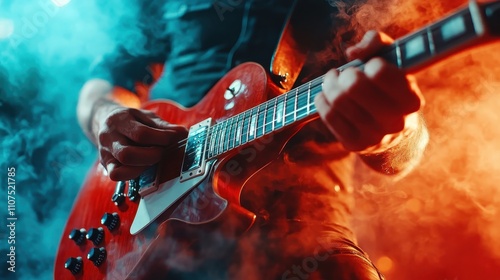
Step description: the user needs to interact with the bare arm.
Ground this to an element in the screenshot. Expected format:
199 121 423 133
77 79 132 144
358 112 428 175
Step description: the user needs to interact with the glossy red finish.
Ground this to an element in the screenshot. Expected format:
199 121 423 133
54 63 307 279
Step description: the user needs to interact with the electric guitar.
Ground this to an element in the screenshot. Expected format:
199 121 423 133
55 1 500 279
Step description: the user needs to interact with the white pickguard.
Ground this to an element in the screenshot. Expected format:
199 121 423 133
130 161 215 235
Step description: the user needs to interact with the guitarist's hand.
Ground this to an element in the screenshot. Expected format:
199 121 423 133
315 30 424 153
96 106 187 181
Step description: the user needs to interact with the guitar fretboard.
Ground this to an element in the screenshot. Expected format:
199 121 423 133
206 78 323 158
205 1 494 159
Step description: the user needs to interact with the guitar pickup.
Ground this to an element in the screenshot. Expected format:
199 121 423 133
180 118 211 182
136 165 159 197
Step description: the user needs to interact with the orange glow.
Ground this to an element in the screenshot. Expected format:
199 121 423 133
110 86 141 108
351 0 500 279
405 198 422 213
376 256 394 273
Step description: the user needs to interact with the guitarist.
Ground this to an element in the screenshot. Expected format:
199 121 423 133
77 0 428 279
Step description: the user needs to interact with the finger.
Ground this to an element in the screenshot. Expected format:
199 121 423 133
99 147 115 169
98 149 148 181
331 93 381 133
130 109 170 129
315 92 360 146
99 151 123 179
364 58 423 114
316 91 390 151
107 163 149 181
346 31 393 61
117 120 184 146
333 67 407 135
321 69 341 104
111 137 165 166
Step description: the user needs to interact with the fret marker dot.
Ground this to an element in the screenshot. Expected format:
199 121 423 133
441 16 466 41
405 36 425 59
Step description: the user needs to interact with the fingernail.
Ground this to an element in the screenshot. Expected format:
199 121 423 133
107 162 115 173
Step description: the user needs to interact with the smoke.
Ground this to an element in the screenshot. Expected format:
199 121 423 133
348 0 500 279
0 1 143 279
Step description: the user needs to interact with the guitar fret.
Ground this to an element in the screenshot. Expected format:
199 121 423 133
241 111 250 144
272 97 277 131
296 86 309 120
219 121 226 153
309 80 321 112
427 27 436 55
306 82 311 115
213 124 221 155
234 114 242 147
262 102 267 136
249 108 257 140
293 88 298 122
395 42 403 68
256 104 265 138
232 116 238 148
275 95 285 130
285 91 295 125
208 127 216 158
265 100 274 134
228 117 235 150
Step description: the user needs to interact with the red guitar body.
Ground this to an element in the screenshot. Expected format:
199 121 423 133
54 63 311 279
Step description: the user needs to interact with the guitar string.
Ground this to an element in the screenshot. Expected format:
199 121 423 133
204 80 323 151
193 82 323 158
164 80 323 159
160 8 474 158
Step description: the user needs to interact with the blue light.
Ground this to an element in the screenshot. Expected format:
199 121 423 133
0 18 14 39
51 0 71 7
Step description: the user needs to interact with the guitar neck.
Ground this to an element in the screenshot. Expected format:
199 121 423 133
205 0 500 159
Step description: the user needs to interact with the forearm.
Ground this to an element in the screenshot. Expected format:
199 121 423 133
77 79 140 144
358 113 429 175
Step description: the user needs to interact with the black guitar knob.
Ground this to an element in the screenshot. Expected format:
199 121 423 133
112 181 126 206
86 227 104 246
64 257 83 275
101 212 120 231
87 247 107 267
68 228 86 245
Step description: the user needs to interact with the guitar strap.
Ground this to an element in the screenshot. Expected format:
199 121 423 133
271 0 335 91
270 0 306 91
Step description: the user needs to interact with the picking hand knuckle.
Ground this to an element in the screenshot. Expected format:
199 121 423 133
97 130 109 145
134 126 149 143
114 148 127 164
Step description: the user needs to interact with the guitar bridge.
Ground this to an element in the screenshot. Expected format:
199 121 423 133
180 118 211 182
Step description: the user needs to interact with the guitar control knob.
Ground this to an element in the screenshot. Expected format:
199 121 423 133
64 256 83 275
68 228 86 245
86 227 104 246
87 247 107 267
112 181 126 206
128 179 140 201
101 212 120 231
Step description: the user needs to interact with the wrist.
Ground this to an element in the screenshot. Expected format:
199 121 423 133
88 99 122 144
358 112 420 156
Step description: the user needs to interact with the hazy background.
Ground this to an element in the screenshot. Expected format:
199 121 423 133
0 1 134 279
0 0 499 279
